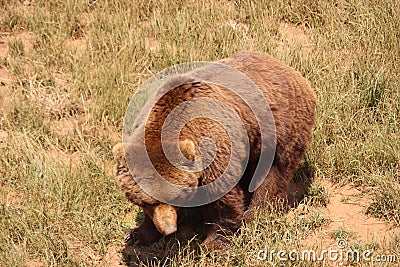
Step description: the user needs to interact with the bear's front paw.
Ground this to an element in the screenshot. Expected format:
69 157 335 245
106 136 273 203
124 226 162 247
202 234 230 250
124 228 139 246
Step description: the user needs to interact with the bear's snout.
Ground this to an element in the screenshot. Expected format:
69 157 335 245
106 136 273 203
159 223 177 236
145 204 178 236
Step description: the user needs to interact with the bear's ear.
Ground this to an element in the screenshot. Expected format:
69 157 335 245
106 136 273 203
112 143 125 164
179 139 196 161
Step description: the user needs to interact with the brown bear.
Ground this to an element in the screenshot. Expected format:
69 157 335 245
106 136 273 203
113 52 316 248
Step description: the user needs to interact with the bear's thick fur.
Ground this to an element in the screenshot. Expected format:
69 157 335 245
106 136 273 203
113 52 316 247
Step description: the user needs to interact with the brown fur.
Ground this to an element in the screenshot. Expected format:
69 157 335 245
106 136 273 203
113 52 316 247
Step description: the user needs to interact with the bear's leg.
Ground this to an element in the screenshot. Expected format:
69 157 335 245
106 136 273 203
244 165 290 222
201 224 230 249
201 186 246 249
126 213 162 246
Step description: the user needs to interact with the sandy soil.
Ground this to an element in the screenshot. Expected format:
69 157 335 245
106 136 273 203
302 182 400 251
277 22 315 55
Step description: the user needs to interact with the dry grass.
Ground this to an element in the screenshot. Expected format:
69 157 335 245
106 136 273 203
0 0 399 266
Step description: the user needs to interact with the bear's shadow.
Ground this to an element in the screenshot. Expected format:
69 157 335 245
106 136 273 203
121 209 206 266
287 159 315 208
121 161 315 266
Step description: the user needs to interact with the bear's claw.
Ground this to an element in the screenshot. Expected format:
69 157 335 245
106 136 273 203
124 229 137 246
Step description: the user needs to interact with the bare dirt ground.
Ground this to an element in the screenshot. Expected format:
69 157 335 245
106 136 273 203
302 182 400 251
277 22 314 55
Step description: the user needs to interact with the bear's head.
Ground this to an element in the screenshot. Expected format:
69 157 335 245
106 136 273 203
112 140 198 236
